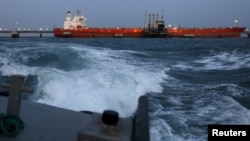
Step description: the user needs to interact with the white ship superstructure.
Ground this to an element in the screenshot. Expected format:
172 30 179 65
63 10 88 29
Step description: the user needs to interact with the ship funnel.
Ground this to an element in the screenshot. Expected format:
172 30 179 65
65 11 72 21
234 19 238 27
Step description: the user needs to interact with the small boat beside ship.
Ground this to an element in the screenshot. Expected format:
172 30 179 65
246 31 250 38
53 10 247 38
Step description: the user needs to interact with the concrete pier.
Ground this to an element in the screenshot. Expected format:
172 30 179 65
0 30 53 37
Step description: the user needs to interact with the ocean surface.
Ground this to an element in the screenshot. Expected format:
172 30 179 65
0 36 250 141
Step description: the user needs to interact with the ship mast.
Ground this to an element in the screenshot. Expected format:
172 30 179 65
148 14 151 29
144 11 147 29
152 14 155 29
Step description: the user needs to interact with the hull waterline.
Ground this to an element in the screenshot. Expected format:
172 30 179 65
166 27 246 38
53 28 144 38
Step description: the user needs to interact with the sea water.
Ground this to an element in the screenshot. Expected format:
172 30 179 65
0 37 250 141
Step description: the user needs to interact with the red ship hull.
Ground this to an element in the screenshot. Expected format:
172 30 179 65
166 27 246 38
54 10 247 38
53 28 144 38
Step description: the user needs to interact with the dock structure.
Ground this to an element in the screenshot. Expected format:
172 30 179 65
0 30 53 38
0 75 150 141
246 31 250 38
11 31 19 38
143 12 172 38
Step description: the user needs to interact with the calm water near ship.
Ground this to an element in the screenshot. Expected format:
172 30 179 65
0 37 250 141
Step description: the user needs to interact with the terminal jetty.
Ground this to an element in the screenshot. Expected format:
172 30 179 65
0 10 247 38
0 30 53 38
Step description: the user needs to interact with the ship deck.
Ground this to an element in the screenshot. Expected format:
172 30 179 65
0 96 133 141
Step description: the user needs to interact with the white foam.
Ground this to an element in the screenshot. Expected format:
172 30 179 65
205 83 247 97
173 51 250 70
1 44 168 117
196 51 250 70
150 118 207 141
150 119 176 141
211 96 250 124
149 81 250 141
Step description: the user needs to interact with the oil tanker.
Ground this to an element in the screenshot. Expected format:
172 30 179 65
53 10 246 38
53 10 144 38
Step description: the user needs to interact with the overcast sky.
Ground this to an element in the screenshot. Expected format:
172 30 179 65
0 0 249 30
